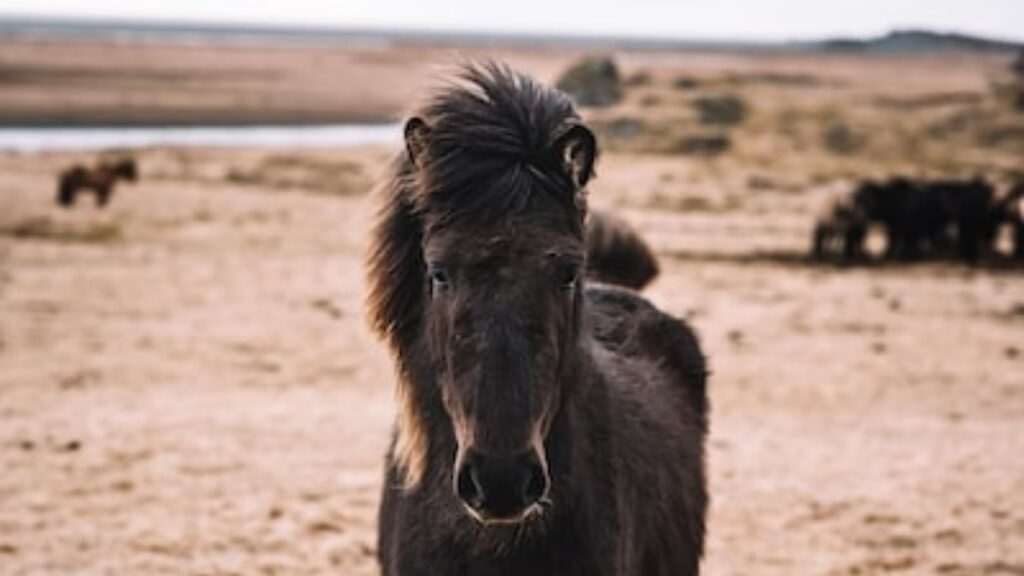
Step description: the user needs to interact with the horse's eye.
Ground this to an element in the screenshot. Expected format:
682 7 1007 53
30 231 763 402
558 264 581 290
428 263 451 287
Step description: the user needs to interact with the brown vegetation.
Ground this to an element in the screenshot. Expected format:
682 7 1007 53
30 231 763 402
555 55 623 107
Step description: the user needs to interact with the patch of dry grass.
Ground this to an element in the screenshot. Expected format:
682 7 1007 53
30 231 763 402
0 217 122 244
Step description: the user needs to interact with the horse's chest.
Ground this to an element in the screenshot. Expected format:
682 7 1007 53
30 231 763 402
459 552 608 576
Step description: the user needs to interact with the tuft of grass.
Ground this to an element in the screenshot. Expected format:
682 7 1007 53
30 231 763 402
694 94 749 126
0 217 122 243
647 193 717 212
822 120 866 154
670 133 732 156
673 76 701 90
978 123 1024 147
556 55 622 107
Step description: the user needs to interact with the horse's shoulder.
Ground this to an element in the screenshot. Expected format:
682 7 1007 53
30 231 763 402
583 284 707 418
584 283 691 345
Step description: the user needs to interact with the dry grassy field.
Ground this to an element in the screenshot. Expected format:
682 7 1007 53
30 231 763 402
0 37 580 124
1 37 1023 576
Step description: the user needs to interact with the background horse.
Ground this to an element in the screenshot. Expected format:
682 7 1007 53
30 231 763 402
585 210 660 289
57 158 137 208
367 63 708 576
852 176 996 263
811 195 868 262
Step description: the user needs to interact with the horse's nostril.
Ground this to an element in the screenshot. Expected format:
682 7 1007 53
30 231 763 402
522 460 548 504
455 460 485 509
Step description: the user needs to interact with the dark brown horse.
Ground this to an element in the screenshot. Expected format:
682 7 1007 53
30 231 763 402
367 63 707 576
811 194 868 262
853 176 995 263
585 210 660 289
57 158 137 208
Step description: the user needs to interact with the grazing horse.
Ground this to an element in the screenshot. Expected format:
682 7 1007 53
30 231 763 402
585 210 660 289
811 194 868 262
925 177 995 264
853 176 994 263
57 158 137 208
853 177 932 261
367 63 708 576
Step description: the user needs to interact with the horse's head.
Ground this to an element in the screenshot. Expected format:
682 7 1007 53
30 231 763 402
853 179 890 219
114 159 138 182
381 64 596 525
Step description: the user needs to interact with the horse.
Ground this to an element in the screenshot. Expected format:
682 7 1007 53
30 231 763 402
853 177 934 261
811 194 868 262
57 158 137 208
367 62 708 576
924 177 995 264
585 210 660 289
852 176 994 264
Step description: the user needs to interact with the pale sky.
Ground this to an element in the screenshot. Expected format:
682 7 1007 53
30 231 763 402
2 0 1023 43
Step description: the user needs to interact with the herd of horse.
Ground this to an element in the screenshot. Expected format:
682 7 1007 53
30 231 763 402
813 176 1024 264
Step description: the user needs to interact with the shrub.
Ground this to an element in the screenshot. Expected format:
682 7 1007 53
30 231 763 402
556 56 622 107
671 134 732 156
822 120 865 154
694 94 748 126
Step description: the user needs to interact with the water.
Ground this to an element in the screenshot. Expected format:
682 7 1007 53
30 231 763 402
0 123 401 152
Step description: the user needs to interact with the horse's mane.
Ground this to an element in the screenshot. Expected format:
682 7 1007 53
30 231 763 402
366 61 595 487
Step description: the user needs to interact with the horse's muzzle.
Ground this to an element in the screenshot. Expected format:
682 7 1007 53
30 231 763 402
454 447 550 525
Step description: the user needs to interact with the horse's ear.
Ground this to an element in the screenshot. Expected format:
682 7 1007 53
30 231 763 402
404 117 431 167
553 124 597 189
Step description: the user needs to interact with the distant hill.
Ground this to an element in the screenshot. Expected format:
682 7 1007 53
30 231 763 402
0 16 1020 54
0 15 766 50
811 29 1023 53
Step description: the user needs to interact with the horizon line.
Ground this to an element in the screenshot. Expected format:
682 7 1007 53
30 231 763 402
1 12 1023 48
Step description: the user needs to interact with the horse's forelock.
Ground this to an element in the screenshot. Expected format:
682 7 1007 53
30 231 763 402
416 62 585 225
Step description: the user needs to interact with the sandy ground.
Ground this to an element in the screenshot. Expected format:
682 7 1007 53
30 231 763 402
2 144 1022 576
1 40 1024 576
